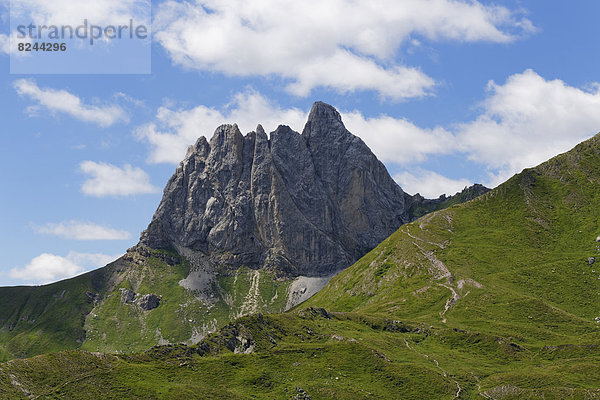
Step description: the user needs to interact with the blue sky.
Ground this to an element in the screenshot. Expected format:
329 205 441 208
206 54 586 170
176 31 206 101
2 0 600 285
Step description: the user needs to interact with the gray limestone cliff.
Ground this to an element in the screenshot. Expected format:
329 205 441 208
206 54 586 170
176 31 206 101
140 102 413 277
139 101 489 278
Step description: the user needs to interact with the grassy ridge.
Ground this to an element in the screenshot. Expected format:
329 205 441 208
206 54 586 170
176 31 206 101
0 266 113 361
307 135 600 342
0 249 294 359
2 310 600 399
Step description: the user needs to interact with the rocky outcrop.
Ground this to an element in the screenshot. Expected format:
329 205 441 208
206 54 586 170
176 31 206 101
119 288 160 310
120 288 136 303
140 102 414 277
136 294 161 311
407 183 490 221
292 387 312 400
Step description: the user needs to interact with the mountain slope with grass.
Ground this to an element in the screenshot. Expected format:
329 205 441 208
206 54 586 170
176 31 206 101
306 132 600 341
0 242 299 360
2 307 600 399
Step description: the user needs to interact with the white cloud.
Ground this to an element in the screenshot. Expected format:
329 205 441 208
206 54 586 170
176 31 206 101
351 70 600 191
458 69 600 186
34 220 131 240
135 90 307 164
13 79 129 127
343 111 456 165
284 50 435 98
80 161 159 197
154 0 533 99
394 169 472 198
8 251 120 285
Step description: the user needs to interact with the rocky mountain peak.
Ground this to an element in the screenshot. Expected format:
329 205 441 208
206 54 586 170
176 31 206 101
139 101 477 277
303 101 344 133
209 123 243 148
255 124 266 136
302 101 354 154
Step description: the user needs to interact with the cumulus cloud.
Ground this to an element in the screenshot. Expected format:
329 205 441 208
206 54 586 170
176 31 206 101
343 111 456 165
284 50 435 98
8 251 120 285
80 161 159 197
154 0 533 99
13 79 129 127
353 70 600 190
34 220 131 240
135 90 307 163
457 69 600 185
394 169 472 198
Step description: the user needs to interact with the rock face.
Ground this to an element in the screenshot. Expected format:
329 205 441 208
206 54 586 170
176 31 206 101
120 288 136 303
119 288 161 310
136 294 161 311
140 101 489 278
140 102 413 276
407 183 490 221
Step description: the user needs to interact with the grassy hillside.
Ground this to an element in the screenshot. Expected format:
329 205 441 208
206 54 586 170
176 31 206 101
0 247 293 360
2 309 600 399
306 134 600 344
0 266 113 360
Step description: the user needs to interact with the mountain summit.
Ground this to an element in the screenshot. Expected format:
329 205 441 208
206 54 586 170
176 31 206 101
140 101 411 277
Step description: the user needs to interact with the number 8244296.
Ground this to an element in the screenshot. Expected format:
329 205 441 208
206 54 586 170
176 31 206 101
18 42 66 52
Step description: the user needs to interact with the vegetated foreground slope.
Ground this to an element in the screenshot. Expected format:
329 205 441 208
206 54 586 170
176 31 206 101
303 132 600 396
2 136 600 398
2 308 600 399
0 247 295 359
